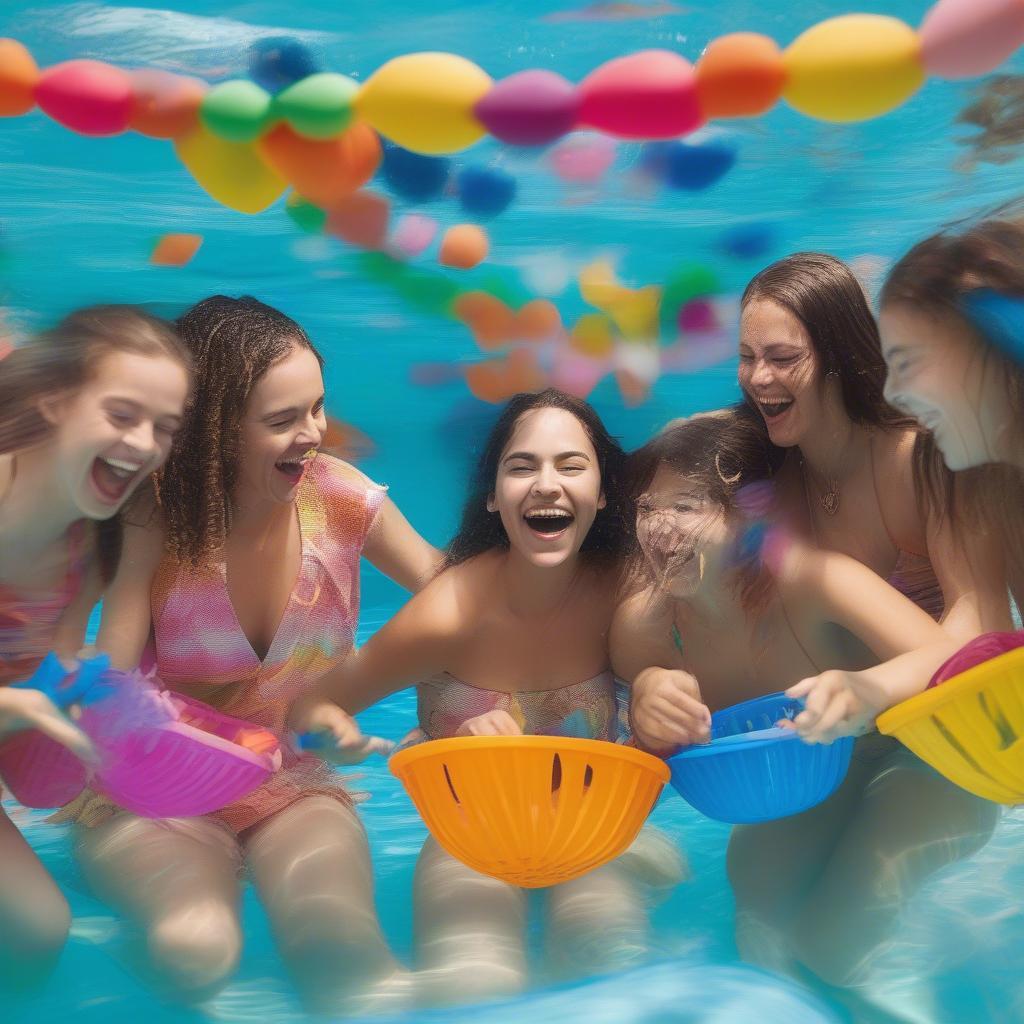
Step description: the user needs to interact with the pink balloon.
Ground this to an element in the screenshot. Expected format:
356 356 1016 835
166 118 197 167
548 133 617 183
920 0 1024 78
475 70 579 146
390 213 438 257
36 60 134 136
678 298 718 333
578 50 703 139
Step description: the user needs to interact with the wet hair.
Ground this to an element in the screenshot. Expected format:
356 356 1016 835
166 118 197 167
157 295 324 565
881 216 1024 596
444 389 631 570
626 404 784 610
741 252 906 428
741 251 955 527
0 305 191 582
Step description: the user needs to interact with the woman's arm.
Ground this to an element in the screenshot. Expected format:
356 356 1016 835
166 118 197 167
610 588 710 754
781 545 947 660
313 571 461 715
362 496 442 593
93 517 166 671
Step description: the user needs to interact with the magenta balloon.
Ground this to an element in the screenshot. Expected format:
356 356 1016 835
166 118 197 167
920 0 1024 79
36 60 134 136
578 50 703 140
475 70 579 145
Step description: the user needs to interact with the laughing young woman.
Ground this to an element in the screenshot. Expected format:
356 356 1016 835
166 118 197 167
736 252 1009 639
66 296 439 1012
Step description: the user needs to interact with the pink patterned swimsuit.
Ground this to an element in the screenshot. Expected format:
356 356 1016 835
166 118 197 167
0 522 91 798
145 455 385 835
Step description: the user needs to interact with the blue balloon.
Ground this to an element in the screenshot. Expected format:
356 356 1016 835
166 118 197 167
664 140 736 191
456 166 517 219
720 223 775 260
640 140 737 191
248 37 320 93
380 142 451 203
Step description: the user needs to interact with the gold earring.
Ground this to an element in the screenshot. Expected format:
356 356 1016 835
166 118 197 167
698 551 706 581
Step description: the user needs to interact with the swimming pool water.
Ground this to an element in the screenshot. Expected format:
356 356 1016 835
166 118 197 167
4 1 1024 1020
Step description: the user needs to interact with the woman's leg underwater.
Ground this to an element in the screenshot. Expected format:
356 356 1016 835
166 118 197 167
0 806 70 988
76 813 242 1001
244 795 410 1015
413 835 528 1006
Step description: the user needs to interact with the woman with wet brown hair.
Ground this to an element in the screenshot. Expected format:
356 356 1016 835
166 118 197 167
64 295 439 1012
737 252 1010 639
794 215 1024 736
612 405 997 1021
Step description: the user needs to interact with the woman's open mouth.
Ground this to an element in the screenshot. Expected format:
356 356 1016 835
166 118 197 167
90 456 143 505
755 396 794 422
274 453 315 485
523 508 575 539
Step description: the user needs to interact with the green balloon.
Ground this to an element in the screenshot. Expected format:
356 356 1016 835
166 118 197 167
395 272 460 317
358 252 406 283
274 73 358 140
286 195 326 234
660 264 720 336
201 80 273 143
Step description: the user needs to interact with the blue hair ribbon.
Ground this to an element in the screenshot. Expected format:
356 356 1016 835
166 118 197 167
960 288 1024 366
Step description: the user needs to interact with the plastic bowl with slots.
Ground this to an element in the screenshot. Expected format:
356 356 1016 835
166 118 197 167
389 736 669 888
878 646 1024 803
667 692 854 824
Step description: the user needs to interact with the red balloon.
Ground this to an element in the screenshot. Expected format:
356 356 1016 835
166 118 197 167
36 60 134 136
578 50 703 139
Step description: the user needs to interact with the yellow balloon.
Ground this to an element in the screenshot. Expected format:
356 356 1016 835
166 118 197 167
783 15 924 122
355 52 491 155
175 125 286 213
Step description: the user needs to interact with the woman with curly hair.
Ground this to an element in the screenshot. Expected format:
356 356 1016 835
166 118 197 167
293 389 685 1007
66 296 438 1012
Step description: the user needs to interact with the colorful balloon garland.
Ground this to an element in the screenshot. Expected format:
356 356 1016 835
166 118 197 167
0 0 1021 216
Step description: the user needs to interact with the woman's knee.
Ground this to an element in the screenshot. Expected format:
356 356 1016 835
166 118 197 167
1 886 71 966
148 904 241 993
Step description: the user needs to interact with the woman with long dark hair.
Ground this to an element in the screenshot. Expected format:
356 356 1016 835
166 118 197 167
737 252 1009 638
295 388 683 1006
614 405 997 1021
66 295 438 1012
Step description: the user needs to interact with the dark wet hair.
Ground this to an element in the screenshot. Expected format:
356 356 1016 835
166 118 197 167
741 251 954 525
627 403 783 610
444 389 632 570
741 252 905 428
157 295 324 565
0 305 191 582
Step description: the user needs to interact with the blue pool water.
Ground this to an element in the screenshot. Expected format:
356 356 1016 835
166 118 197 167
3 1 1024 1020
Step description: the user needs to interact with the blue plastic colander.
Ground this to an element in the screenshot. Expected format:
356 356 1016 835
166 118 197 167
667 692 854 824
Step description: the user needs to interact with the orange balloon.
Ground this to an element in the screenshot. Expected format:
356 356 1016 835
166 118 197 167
150 233 203 266
439 223 489 269
696 33 786 118
130 70 206 139
325 191 390 250
0 39 39 116
453 291 516 350
515 299 562 341
258 121 381 208
616 368 650 407
465 349 545 403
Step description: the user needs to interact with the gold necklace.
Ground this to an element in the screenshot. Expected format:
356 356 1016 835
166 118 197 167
799 453 840 517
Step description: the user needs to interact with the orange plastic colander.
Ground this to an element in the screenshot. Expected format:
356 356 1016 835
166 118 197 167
389 736 669 888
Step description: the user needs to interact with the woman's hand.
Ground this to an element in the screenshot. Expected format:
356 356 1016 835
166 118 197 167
630 666 711 755
288 693 393 765
785 669 889 744
455 710 523 737
0 685 97 764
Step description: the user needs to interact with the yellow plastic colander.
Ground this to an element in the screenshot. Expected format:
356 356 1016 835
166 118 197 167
876 646 1024 803
389 736 669 888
